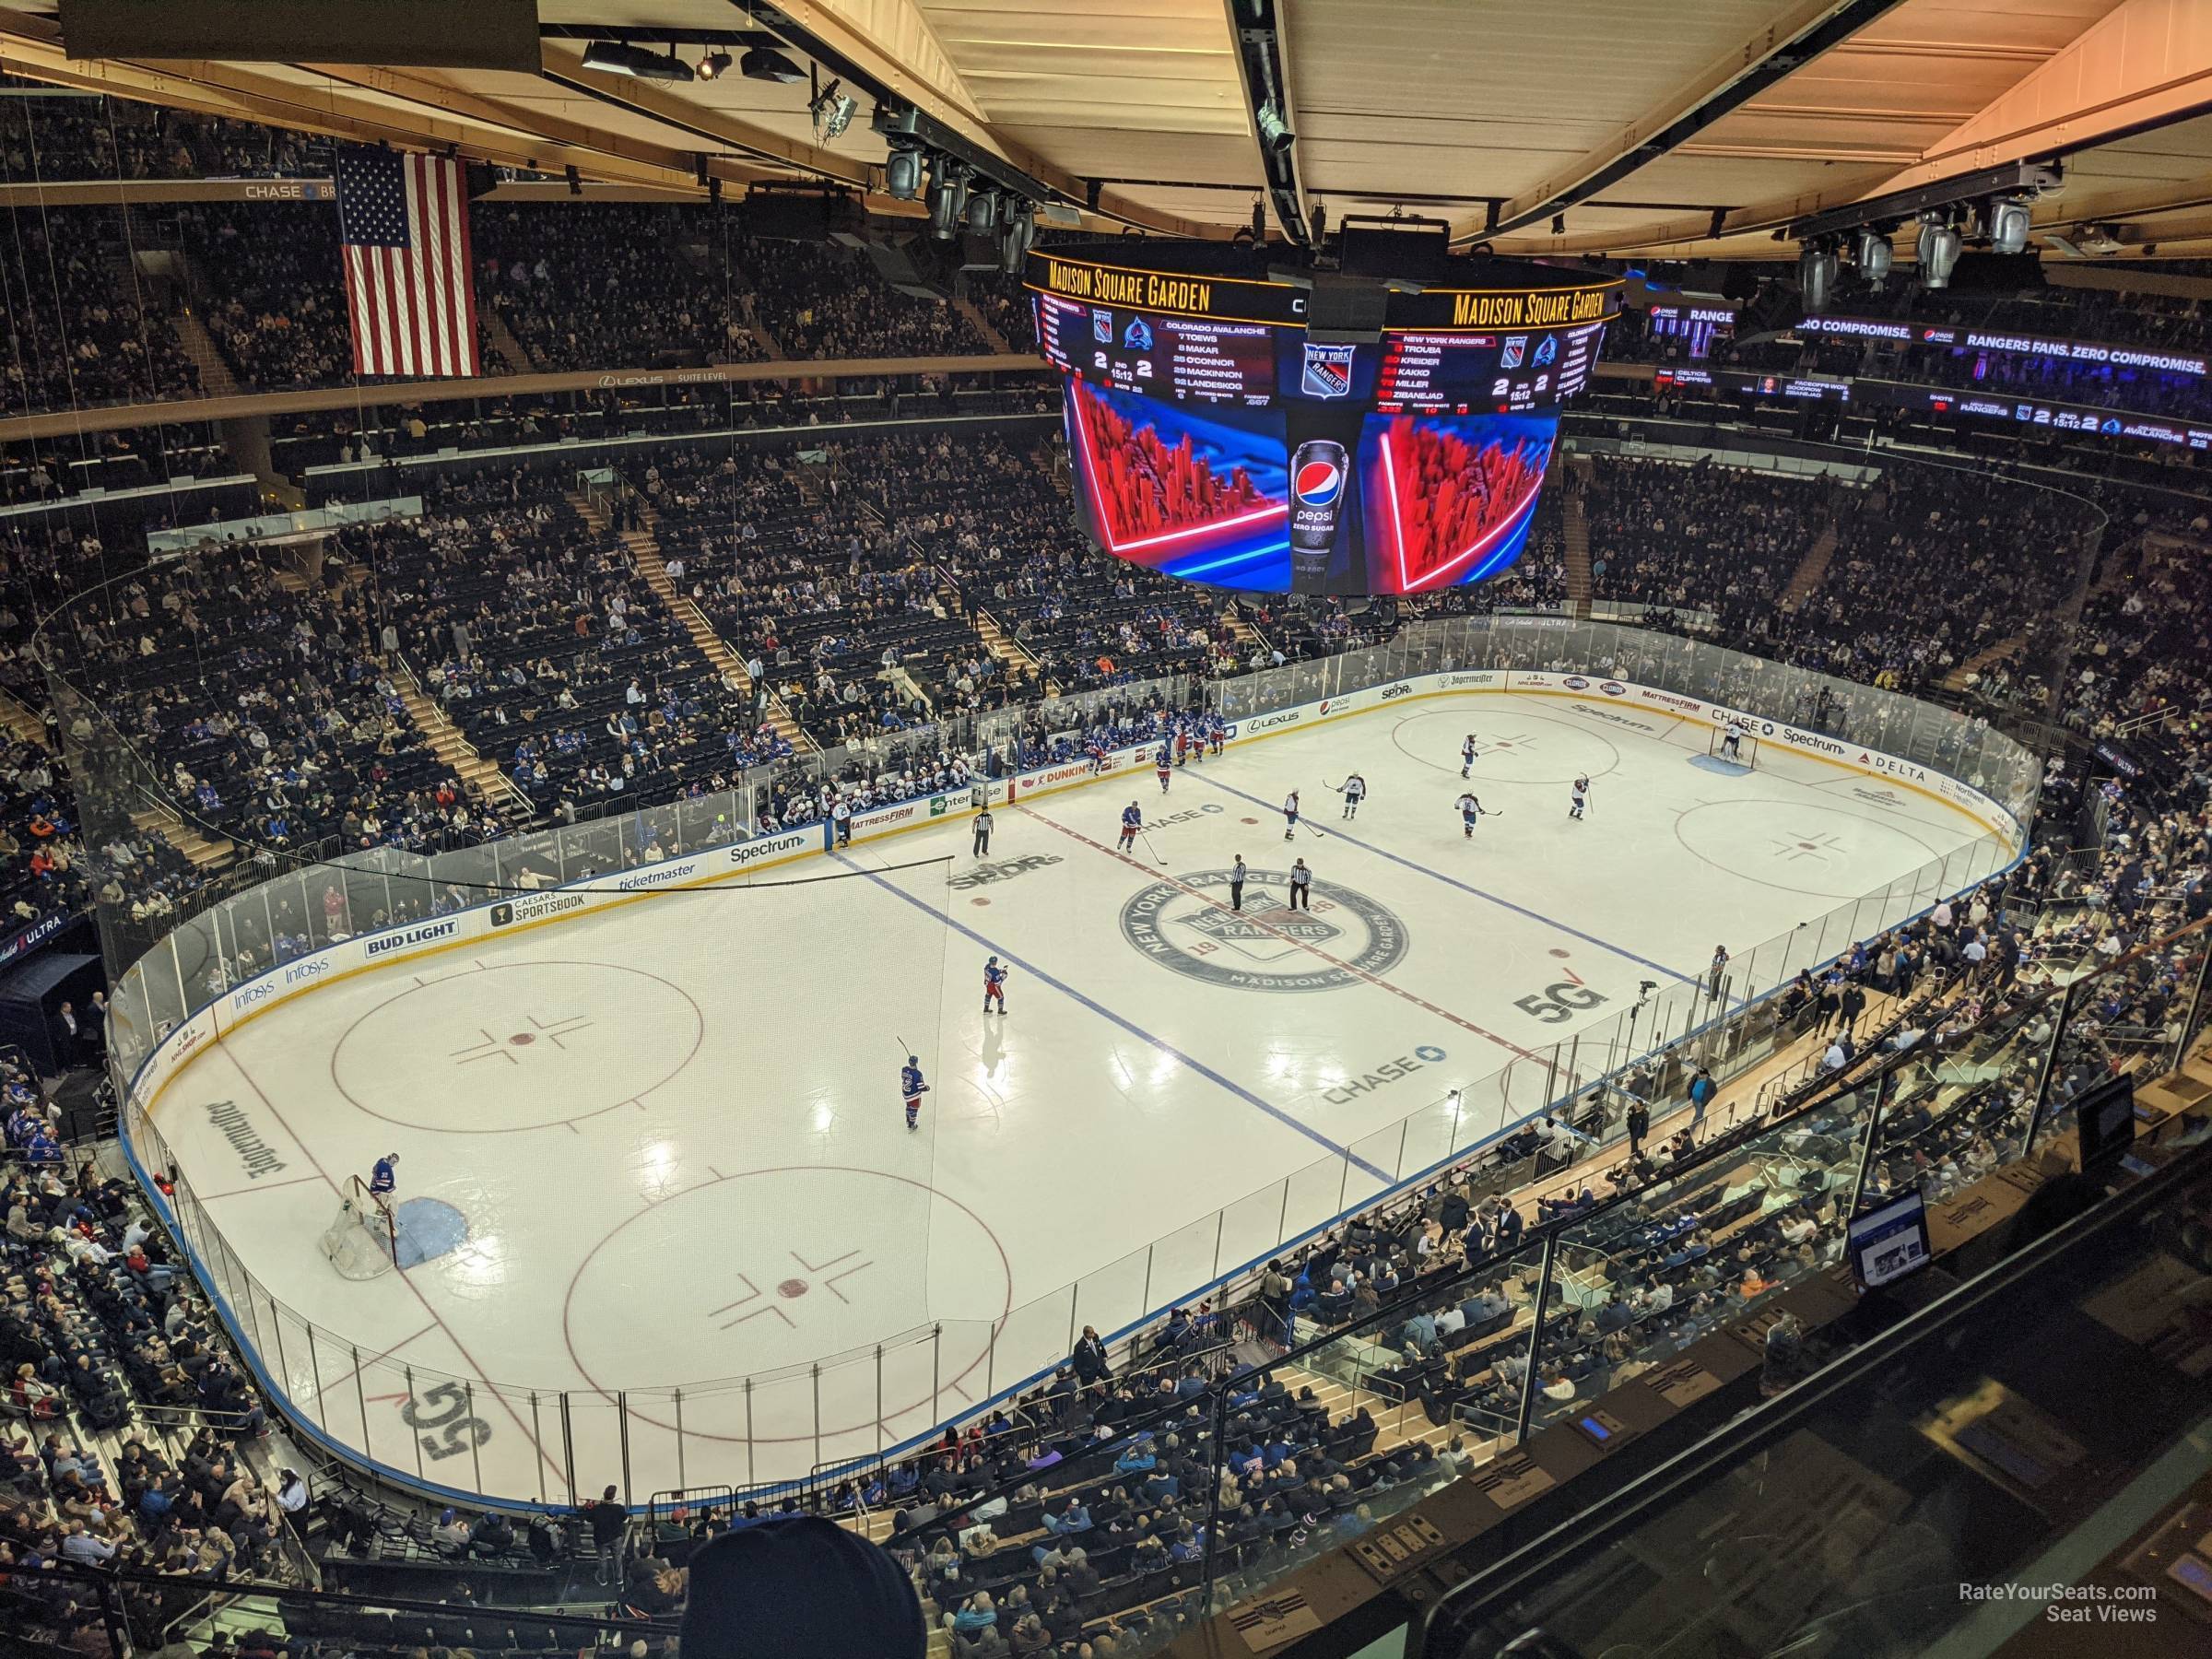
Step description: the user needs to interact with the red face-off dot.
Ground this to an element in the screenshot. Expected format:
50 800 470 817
777 1278 809 1299
508 1032 535 1045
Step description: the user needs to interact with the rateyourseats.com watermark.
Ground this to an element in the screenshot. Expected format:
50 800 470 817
1960 1583 2160 1624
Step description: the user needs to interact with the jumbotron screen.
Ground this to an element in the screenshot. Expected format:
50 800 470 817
1027 245 1623 594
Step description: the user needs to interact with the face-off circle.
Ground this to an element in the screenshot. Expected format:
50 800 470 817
562 1167 1011 1441
331 960 701 1131
1121 869 1408 994
1672 799 1946 898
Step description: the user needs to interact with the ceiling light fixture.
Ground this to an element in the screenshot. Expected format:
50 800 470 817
697 50 733 81
884 147 924 200
582 41 693 82
740 45 806 84
1254 102 1294 156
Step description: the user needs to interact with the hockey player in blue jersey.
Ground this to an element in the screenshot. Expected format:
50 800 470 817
1118 800 1144 853
369 1152 399 1197
982 956 1008 1015
1155 744 1172 793
901 1057 929 1131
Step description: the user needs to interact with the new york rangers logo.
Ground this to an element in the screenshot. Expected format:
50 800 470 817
1092 309 1113 343
1294 456 1344 505
1500 336 1527 370
1300 341 1357 399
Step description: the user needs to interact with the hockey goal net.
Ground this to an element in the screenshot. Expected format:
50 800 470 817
321 1176 397 1278
1708 724 1759 769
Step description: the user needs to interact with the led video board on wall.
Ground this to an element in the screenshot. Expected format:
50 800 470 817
1027 246 1622 595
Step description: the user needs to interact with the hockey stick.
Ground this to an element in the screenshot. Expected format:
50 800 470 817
1140 831 1164 863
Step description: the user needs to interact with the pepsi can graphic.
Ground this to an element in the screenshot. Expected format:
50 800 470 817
1289 440 1348 583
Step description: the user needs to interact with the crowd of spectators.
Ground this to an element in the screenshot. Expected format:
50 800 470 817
744 239 999 359
2 1148 297 1648
350 466 771 816
637 441 993 744
472 204 765 371
178 206 508 390
0 78 324 182
53 535 492 861
895 429 1241 695
0 206 199 414
1582 456 1820 630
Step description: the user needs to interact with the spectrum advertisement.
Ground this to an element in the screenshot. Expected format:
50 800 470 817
1030 245 1619 595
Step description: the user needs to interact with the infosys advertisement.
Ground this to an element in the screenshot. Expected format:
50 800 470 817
1062 374 1557 594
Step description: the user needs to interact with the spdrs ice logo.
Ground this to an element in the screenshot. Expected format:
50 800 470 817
1300 341 1357 399
1294 453 1345 505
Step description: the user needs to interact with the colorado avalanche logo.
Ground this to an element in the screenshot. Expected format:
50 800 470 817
1294 456 1344 506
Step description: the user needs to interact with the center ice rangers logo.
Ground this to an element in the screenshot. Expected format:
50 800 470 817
1120 870 1407 994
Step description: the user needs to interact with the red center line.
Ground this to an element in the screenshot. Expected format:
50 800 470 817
1020 806 1539 1062
200 1044 569 1489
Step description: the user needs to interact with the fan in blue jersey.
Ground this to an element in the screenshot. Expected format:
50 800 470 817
901 1057 929 1131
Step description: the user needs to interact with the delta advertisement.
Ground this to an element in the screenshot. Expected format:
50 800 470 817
1063 375 1558 595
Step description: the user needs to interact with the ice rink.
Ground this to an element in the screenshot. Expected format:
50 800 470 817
147 688 2011 1499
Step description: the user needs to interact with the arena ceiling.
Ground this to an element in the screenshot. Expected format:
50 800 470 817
2 0 2212 260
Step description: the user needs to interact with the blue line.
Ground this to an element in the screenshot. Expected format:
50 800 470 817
1191 772 1700 985
831 853 1392 1182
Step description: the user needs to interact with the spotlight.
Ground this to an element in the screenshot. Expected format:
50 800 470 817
1985 195 2033 255
997 203 1035 275
1853 227 1893 285
1797 240 1838 312
1254 102 1294 155
696 50 733 81
965 188 1000 234
740 45 806 85
1915 217 1962 288
927 159 968 241
1550 213 1566 236
884 147 924 201
810 79 857 141
582 41 693 82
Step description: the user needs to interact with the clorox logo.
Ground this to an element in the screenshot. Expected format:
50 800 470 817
1294 457 1343 505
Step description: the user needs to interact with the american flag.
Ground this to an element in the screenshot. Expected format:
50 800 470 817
335 147 480 378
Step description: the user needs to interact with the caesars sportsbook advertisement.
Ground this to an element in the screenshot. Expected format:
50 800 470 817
1027 246 1621 595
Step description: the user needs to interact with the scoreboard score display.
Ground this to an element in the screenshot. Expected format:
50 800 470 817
1027 245 1622 594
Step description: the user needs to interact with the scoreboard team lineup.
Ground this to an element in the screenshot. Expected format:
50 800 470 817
1026 246 1623 595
